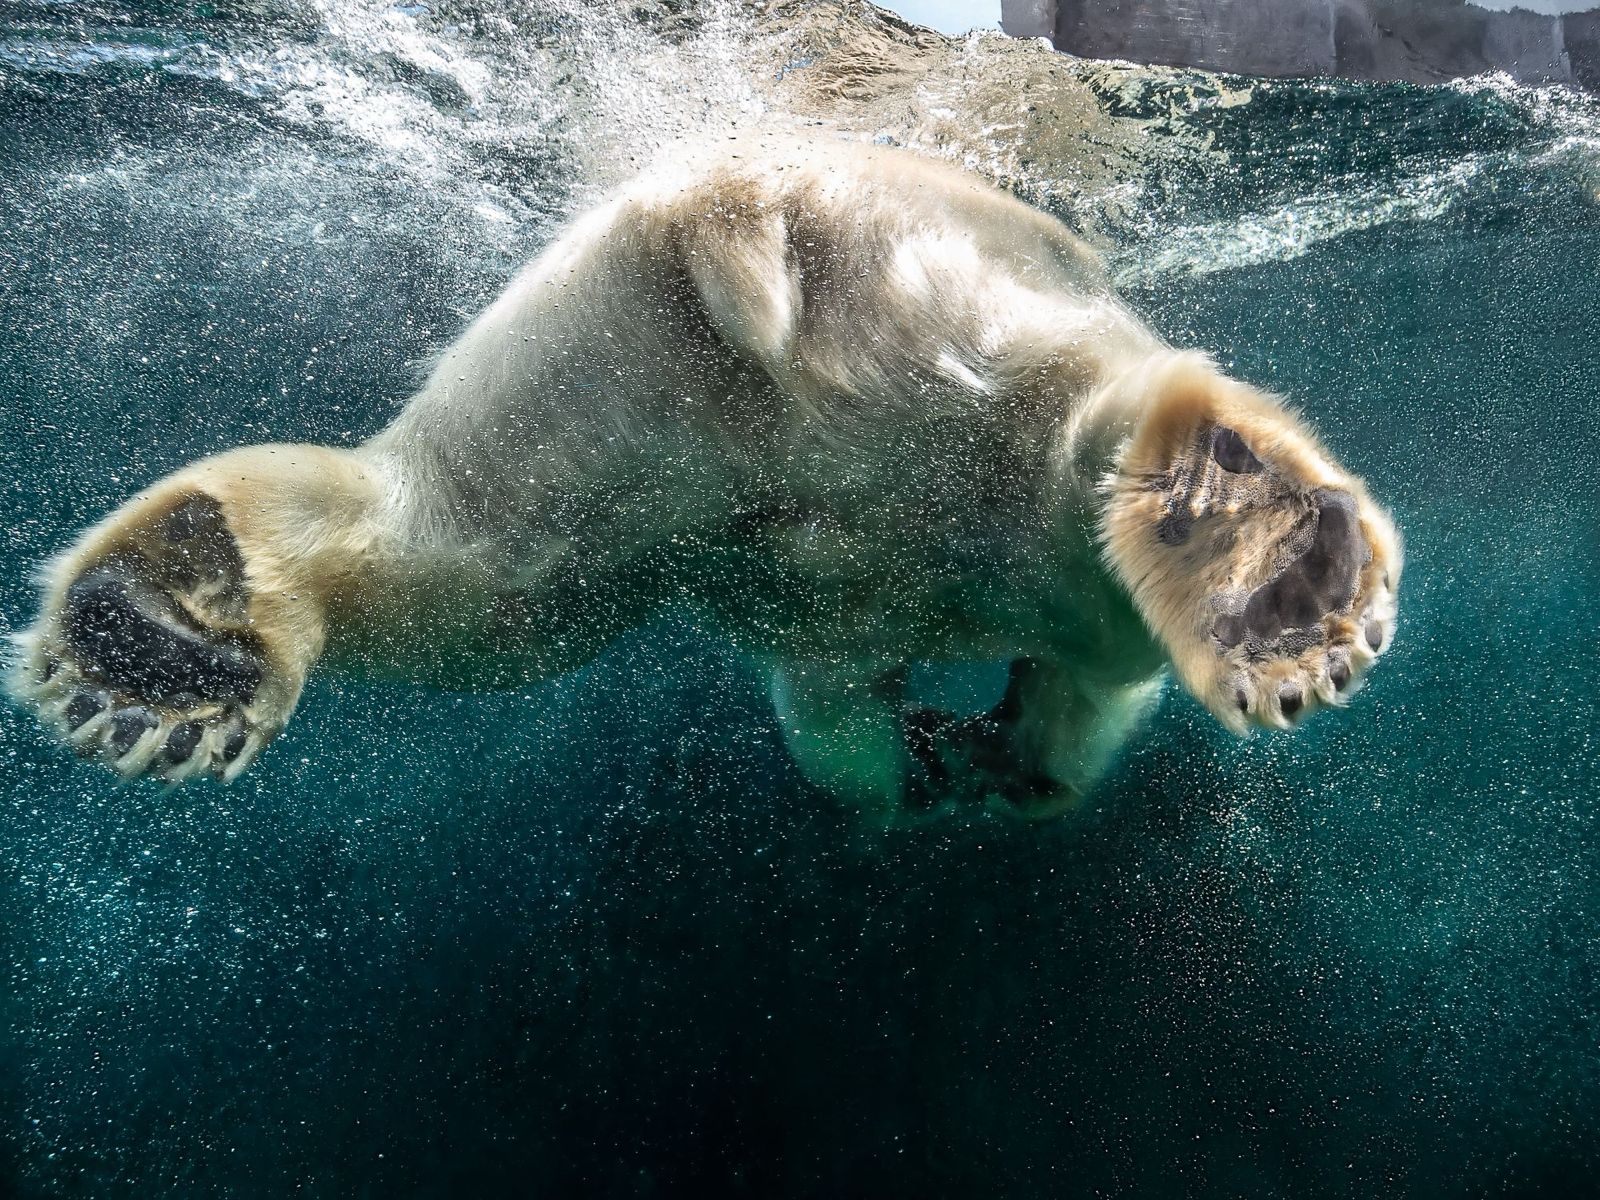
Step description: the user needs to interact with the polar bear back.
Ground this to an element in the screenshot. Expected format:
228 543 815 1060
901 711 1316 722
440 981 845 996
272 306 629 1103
364 138 1161 558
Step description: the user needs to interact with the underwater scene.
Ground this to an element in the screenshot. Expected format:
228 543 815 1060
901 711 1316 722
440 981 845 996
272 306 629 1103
1 0 1599 1194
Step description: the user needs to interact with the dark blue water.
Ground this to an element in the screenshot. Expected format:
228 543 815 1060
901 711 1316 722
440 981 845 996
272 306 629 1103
2 3 1598 1195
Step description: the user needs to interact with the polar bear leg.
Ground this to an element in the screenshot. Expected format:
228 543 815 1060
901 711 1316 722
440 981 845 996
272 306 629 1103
771 658 1161 824
1002 659 1162 814
906 660 1163 819
9 446 382 783
769 662 909 819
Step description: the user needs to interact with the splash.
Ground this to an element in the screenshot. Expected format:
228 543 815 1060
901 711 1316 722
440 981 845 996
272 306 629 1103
2 1 1596 282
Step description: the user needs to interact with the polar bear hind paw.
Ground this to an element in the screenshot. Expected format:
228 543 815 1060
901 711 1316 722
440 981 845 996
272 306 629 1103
902 708 1081 823
11 494 279 783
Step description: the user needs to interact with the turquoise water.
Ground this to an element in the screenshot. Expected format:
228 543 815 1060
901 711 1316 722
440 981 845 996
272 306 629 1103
2 3 1598 1195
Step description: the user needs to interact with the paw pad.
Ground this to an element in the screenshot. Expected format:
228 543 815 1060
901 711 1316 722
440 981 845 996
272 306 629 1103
11 492 283 783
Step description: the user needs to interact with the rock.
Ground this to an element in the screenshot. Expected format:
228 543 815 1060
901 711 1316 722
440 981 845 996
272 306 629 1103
1001 0 1600 90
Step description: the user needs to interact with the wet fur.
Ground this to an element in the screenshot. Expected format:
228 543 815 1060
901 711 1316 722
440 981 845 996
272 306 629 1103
8 137 1401 815
1101 356 1401 732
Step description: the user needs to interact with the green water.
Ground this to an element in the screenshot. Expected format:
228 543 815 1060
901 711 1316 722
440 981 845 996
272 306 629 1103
1 3 1598 1196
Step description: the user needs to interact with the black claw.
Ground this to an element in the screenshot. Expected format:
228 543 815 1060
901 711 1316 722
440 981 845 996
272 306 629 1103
220 727 249 763
1329 661 1351 691
1278 684 1303 719
164 721 203 764
1235 688 1250 714
64 690 108 731
107 707 159 757
1365 620 1384 652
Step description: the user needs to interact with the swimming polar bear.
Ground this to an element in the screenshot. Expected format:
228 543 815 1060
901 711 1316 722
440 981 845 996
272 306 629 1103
10 137 1400 821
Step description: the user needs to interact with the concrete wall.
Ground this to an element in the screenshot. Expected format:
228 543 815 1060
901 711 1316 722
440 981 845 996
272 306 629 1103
999 0 1600 88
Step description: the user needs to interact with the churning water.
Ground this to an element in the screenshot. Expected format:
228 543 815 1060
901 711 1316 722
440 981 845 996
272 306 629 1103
1 1 1598 1195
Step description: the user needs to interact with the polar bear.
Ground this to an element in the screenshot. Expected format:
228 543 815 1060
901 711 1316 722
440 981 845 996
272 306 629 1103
9 137 1400 820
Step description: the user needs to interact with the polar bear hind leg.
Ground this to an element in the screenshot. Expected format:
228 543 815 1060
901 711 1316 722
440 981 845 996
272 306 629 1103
771 658 1162 825
906 660 1164 819
769 662 911 817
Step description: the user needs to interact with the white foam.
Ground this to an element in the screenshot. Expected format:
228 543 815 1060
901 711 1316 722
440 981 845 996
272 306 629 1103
1115 156 1489 284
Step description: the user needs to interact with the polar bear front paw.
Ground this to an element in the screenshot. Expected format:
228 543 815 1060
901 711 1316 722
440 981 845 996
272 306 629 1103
1099 357 1404 736
11 493 293 783
1211 490 1400 730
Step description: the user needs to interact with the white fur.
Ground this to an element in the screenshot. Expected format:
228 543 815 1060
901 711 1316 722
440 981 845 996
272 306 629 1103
352 136 1180 816
15 135 1400 815
364 136 1161 644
